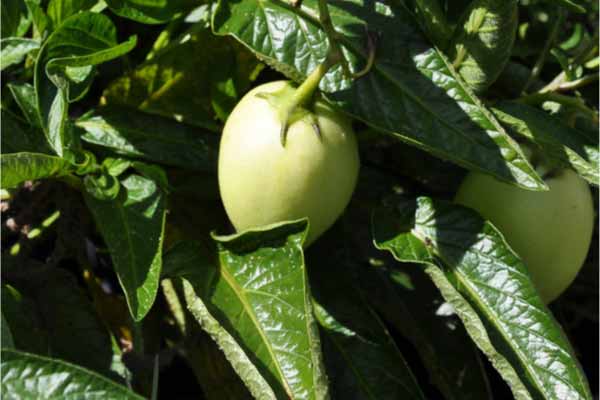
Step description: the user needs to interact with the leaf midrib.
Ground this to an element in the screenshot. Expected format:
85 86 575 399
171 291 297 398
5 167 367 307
77 117 204 148
117 200 140 317
218 255 294 398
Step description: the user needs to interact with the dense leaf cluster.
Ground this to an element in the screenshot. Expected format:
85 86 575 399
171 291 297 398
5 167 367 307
1 0 597 398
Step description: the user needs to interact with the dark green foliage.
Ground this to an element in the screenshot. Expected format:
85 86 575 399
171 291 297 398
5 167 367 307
1 0 597 399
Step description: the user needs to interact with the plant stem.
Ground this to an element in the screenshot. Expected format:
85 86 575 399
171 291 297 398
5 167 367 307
288 57 334 110
522 8 564 93
518 92 599 123
540 73 599 93
318 0 350 77
161 279 187 336
277 57 336 146
536 28 599 94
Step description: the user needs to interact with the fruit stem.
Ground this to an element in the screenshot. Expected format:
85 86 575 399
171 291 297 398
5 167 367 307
270 45 344 147
276 55 337 146
288 56 335 111
318 0 351 78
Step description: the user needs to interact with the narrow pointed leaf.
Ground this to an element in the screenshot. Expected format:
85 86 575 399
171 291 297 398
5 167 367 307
8 83 42 128
492 101 599 186
213 0 545 190
160 279 254 399
1 349 144 399
1 152 72 188
165 220 330 400
373 196 592 400
0 38 40 70
182 277 277 400
84 174 166 321
34 12 136 156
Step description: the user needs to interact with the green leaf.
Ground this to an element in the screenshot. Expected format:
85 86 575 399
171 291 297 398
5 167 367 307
160 279 254 399
102 23 260 131
1 349 144 399
47 0 97 26
0 38 40 71
105 0 196 24
325 164 492 400
308 247 425 400
181 274 277 400
1 0 31 38
213 0 545 190
1 152 72 188
2 263 116 375
559 23 585 51
165 220 330 400
34 12 137 156
103 157 133 177
448 0 518 92
25 0 50 38
8 83 42 128
492 101 599 186
373 196 592 400
84 174 166 321
84 171 121 200
1 312 15 349
1 110 50 154
77 106 219 171
131 161 169 191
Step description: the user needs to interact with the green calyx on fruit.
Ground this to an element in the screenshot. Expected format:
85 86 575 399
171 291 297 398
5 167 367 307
257 58 335 147
455 168 594 303
255 84 321 147
218 80 360 246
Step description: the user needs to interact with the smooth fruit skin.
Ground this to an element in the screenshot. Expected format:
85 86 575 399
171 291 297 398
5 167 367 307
218 81 360 246
455 169 594 303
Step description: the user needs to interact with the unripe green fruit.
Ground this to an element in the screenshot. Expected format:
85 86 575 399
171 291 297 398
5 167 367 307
218 81 360 246
455 169 594 303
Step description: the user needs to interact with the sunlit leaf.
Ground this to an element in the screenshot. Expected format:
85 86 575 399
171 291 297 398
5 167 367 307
1 349 144 399
373 196 592 400
0 152 72 188
213 0 545 190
